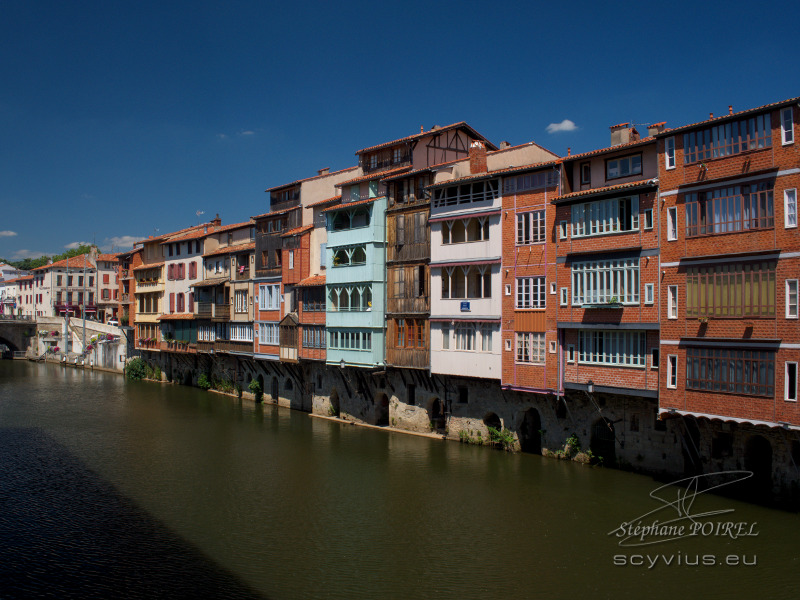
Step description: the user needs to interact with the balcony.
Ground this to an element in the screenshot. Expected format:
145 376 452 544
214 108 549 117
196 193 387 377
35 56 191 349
234 268 251 281
387 242 429 263
194 339 253 354
137 339 160 350
386 346 428 369
161 341 198 354
197 302 230 321
362 154 411 174
387 296 429 315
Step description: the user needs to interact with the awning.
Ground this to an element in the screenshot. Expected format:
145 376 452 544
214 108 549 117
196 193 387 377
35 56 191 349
659 408 800 431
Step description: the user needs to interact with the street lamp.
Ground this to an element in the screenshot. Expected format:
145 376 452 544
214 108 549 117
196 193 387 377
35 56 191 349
339 358 346 370
586 380 594 395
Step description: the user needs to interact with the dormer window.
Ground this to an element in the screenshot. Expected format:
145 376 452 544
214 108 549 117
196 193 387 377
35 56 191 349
393 148 402 163
606 154 642 180
370 154 377 169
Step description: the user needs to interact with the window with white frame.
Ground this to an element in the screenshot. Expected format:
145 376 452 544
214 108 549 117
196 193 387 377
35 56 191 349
560 287 568 306
651 347 659 370
259 323 278 345
578 330 646 367
667 355 677 388
667 206 678 241
480 323 493 352
606 154 642 180
230 323 253 342
198 324 216 342
571 258 639 305
644 208 653 230
234 290 248 313
550 282 556 295
441 265 492 299
289 250 294 270
787 279 799 319
516 277 546 309
259 284 280 310
665 137 676 169
441 324 450 350
668 285 678 318
302 325 325 349
781 107 794 145
787 362 798 401
645 283 654 305
571 196 639 237
567 344 575 362
442 217 490 244
516 332 545 363
559 221 568 239
455 323 475 351
785 189 797 228
328 285 373 311
516 210 545 245
445 322 493 353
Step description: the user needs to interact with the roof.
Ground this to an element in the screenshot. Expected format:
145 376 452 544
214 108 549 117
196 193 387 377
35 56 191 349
336 165 411 187
355 122 498 154
95 254 119 262
280 224 314 238
426 158 562 190
321 197 378 213
32 254 95 271
164 221 251 244
265 166 358 193
658 96 800 137
306 195 342 209
203 242 255 258
157 314 196 321
553 178 657 204
190 277 229 288
134 223 209 245
296 274 326 287
3 275 32 283
133 261 164 271
379 166 432 183
116 247 143 259
562 136 655 162
251 205 301 220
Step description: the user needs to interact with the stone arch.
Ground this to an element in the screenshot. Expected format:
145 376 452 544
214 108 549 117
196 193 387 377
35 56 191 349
590 417 616 464
427 397 446 432
518 408 542 454
375 392 389 426
744 434 772 500
0 336 19 354
330 388 341 418
483 412 501 431
183 370 192 386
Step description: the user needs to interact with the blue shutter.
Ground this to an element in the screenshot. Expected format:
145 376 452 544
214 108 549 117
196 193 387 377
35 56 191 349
320 243 327 269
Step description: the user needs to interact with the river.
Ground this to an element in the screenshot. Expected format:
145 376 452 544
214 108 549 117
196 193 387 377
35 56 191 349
0 360 797 599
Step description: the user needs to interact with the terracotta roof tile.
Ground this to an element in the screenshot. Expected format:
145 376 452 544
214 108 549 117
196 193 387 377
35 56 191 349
157 314 196 321
264 166 358 193
296 274 326 287
95 254 119 262
563 136 655 162
133 261 164 271
252 205 301 220
134 223 208 245
306 195 342 209
321 197 378 213
336 166 410 187
379 166 432 183
553 178 656 204
203 242 255 258
355 122 497 154
190 277 229 288
658 96 800 136
426 158 562 190
280 225 314 237
33 255 95 271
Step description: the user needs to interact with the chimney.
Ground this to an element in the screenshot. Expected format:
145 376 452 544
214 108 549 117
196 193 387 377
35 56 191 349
469 140 488 174
499 141 511 149
420 125 424 133
317 167 330 176
647 122 667 136
567 147 571 156
212 213 221 227
609 123 640 146
710 112 714 119
729 105 733 115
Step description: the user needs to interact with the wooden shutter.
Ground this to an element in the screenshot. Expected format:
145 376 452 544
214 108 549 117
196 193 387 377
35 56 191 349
188 292 194 312
396 214 405 245
179 263 185 280
169 293 175 313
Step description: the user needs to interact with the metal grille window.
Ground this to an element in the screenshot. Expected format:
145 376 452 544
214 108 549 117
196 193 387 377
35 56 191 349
516 332 545 363
686 262 775 317
685 181 774 237
516 277 546 309
571 258 639 305
686 347 774 396
516 210 545 244
683 114 771 164
578 330 646 367
572 196 639 237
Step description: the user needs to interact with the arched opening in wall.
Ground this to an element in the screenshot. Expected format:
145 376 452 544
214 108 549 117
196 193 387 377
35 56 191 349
285 378 293 391
375 393 389 426
0 337 19 356
681 417 703 477
330 388 341 418
483 412 501 432
519 408 542 454
743 434 773 502
183 370 192 386
271 376 279 403
427 397 446 432
590 418 616 465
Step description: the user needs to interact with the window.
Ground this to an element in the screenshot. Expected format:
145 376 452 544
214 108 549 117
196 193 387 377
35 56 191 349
328 285 372 312
665 137 676 169
503 171 558 194
516 277 546 309
259 284 280 310
441 322 492 353
667 285 677 318
559 221 567 239
480 323 493 352
567 345 575 363
571 196 639 237
505 284 511 296
606 154 642 180
684 114 772 164
645 283 654 305
516 332 545 363
441 324 450 350
686 347 774 396
578 330 646 367
328 329 371 351
230 323 253 342
644 208 653 230
442 217 490 244
235 290 248 313
667 206 677 240
651 348 659 370
787 362 798 401
580 163 591 185
685 181 774 237
331 245 367 267
667 355 678 388
686 261 775 317
455 323 475 351
560 287 568 306
441 265 492 299
168 244 174 257
432 179 500 208
785 189 797 228
259 323 279 345
302 288 324 312
781 107 794 145
571 258 639 305
302 325 325 349
516 210 545 244
787 280 798 319
550 282 556 295
549 340 556 354
289 250 294 270
102 274 109 284
395 318 426 349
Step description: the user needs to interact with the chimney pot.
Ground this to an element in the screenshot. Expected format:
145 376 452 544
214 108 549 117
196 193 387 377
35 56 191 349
567 147 571 156
317 167 330 176
420 125 424 133
710 112 714 119
729 105 733 115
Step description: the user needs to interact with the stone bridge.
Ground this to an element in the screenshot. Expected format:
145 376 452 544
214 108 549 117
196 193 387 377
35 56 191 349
0 318 36 354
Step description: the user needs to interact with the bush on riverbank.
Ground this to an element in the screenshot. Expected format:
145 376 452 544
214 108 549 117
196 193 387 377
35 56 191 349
126 357 147 381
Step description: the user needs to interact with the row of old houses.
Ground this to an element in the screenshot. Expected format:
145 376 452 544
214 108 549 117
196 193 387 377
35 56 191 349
46 96 800 502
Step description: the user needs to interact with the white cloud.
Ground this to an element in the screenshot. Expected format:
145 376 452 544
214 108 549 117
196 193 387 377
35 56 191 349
546 119 578 134
0 230 17 237
100 235 141 252
64 241 90 250
216 133 228 140
11 249 46 260
238 130 255 136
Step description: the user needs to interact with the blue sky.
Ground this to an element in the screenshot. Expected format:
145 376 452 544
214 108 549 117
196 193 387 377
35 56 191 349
1 0 797 260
